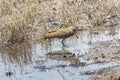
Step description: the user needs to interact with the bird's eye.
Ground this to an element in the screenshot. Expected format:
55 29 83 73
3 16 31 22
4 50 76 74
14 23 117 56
73 29 76 31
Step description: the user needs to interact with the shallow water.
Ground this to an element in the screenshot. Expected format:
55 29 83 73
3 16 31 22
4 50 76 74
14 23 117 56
0 26 120 80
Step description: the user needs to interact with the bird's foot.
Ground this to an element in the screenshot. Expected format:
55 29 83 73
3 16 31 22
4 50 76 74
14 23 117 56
62 44 69 48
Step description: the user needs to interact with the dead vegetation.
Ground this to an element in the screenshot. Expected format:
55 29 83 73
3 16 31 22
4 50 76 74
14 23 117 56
81 65 120 80
0 41 33 67
0 0 120 44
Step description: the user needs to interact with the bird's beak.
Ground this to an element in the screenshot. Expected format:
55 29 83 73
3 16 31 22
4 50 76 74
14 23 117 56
74 31 78 39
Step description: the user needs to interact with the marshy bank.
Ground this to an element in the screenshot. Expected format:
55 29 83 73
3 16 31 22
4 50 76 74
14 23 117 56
0 0 120 80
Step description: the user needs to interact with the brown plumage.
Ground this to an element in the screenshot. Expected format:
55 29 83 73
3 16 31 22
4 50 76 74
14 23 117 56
44 26 78 46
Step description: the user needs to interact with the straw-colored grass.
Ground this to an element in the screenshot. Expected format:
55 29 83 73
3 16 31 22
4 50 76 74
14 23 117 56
0 0 120 44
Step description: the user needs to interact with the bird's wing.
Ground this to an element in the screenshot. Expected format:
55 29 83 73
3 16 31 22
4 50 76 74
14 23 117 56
47 30 56 33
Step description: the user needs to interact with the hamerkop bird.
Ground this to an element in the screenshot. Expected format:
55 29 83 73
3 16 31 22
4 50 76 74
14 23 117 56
44 26 78 46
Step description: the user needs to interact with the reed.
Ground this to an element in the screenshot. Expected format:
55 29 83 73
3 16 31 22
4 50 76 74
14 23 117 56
0 0 120 44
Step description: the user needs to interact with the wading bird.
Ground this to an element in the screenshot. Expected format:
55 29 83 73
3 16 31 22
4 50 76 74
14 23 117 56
44 26 78 46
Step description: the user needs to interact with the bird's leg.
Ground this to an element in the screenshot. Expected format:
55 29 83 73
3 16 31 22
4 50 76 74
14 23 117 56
61 38 66 46
73 31 78 39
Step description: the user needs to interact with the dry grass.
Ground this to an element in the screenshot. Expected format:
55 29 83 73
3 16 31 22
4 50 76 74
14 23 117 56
0 42 33 68
0 0 120 44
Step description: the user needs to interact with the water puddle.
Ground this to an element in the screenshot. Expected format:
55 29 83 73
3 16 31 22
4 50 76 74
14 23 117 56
0 26 120 80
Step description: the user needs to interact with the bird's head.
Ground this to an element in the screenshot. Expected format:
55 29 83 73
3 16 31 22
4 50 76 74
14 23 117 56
69 26 78 38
